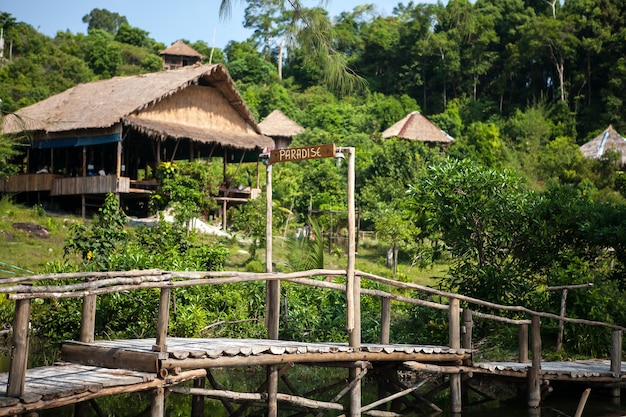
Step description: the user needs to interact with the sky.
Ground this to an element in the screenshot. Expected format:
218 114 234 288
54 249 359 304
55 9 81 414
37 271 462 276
0 0 438 50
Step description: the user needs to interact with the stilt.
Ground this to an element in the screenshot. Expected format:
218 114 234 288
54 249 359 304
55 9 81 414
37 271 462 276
528 315 542 408
449 298 461 413
610 330 622 398
151 387 165 417
191 377 205 417
268 365 278 417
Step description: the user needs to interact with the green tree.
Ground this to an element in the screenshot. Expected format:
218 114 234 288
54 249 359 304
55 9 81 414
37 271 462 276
82 9 128 35
114 24 150 48
152 161 219 230
409 159 538 306
85 29 122 77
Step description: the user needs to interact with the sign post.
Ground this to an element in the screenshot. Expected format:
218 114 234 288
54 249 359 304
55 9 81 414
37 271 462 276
268 144 336 164
263 143 359 416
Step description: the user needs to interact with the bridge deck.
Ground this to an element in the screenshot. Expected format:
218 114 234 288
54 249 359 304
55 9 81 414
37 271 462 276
0 338 471 415
0 339 624 415
61 338 473 372
473 359 626 382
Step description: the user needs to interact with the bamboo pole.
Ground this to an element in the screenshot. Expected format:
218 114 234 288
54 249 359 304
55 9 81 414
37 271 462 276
528 315 542 408
7 299 30 398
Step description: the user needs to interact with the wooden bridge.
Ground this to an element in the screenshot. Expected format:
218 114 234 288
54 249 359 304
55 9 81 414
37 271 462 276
0 269 624 416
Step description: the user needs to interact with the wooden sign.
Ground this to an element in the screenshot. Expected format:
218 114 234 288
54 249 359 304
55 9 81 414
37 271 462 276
269 144 336 164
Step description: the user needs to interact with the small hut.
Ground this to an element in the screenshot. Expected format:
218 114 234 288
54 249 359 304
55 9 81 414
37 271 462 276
382 111 454 145
160 40 203 70
1 64 273 219
258 110 305 149
580 125 626 166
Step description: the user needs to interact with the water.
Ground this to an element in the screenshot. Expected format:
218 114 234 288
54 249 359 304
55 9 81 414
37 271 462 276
32 367 626 416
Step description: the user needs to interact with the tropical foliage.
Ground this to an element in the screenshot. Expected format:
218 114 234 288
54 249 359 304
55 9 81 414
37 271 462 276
4 1 626 355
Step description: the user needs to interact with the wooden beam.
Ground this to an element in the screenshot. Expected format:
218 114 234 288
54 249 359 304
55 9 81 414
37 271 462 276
160 351 471 370
61 343 160 373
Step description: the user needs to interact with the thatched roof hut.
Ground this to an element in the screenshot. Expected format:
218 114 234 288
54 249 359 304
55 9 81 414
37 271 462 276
1 64 273 217
160 40 203 70
3 63 272 152
382 111 454 144
580 125 626 166
258 110 305 149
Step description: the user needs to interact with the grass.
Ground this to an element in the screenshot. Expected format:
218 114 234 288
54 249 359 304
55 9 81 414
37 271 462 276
0 198 84 278
0 198 449 286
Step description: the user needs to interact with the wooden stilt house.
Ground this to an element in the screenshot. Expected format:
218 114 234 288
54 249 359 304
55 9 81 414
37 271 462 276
1 64 274 217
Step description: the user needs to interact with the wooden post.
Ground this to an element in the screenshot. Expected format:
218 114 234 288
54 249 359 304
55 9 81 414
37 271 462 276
153 288 171 352
528 315 542 408
556 288 568 350
448 298 461 413
265 163 279 417
610 330 622 397
268 365 279 417
191 377 205 417
116 140 122 177
461 308 472 350
380 296 390 344
519 323 529 363
151 387 165 417
80 277 97 344
7 299 30 398
344 148 360 417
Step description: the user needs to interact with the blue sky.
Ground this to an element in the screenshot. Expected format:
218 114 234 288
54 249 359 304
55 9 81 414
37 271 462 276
1 1 439 50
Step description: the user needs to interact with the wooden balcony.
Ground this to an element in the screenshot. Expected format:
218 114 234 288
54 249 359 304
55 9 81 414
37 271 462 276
51 176 130 196
0 173 62 193
0 174 132 196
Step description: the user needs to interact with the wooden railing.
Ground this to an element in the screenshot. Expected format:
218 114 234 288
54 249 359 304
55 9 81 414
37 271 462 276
0 173 62 192
1 269 623 411
0 174 130 195
51 175 130 195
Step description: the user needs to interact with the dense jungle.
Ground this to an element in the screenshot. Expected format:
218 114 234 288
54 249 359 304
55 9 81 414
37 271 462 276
2 0 626 361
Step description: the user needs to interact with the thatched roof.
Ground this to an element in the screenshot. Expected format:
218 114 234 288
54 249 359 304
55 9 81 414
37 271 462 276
3 64 273 150
580 125 626 165
160 40 203 58
382 111 454 144
258 110 305 137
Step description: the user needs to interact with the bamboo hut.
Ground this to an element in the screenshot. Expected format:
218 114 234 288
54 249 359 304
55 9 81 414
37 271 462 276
1 64 273 217
258 109 305 149
580 125 626 166
160 40 203 70
382 111 454 145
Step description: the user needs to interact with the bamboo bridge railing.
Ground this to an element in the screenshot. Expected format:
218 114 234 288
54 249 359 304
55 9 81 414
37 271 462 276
1 268 624 413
